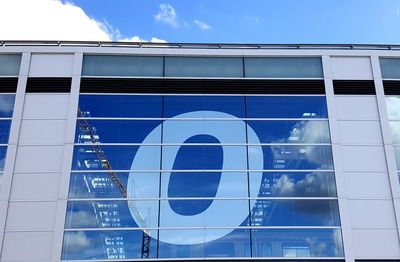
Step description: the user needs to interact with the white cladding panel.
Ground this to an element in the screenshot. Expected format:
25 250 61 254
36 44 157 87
338 120 383 144
352 229 400 258
10 173 60 201
2 232 53 261
348 200 397 227
345 172 392 198
335 96 379 120
29 54 74 77
19 120 66 145
6 201 57 230
22 94 69 119
14 146 64 173
330 57 373 80
341 145 387 172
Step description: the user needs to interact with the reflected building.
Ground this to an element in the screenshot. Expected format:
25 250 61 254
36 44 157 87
0 43 400 262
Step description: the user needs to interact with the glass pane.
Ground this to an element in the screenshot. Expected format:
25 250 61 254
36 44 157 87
82 55 163 76
250 200 340 226
68 172 160 199
163 95 245 118
380 58 400 79
248 120 330 143
163 120 246 144
160 200 249 227
386 97 400 120
75 120 162 144
161 171 248 198
249 172 337 197
390 122 400 144
246 96 328 118
248 145 334 170
162 145 247 170
0 54 21 75
245 57 323 78
251 229 344 257
395 147 400 170
62 230 158 260
0 94 15 118
0 146 6 171
0 120 11 144
158 229 250 258
165 57 243 77
78 95 162 118
65 200 158 228
72 145 161 171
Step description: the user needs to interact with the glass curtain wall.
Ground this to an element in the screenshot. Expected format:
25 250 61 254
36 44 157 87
62 94 343 260
0 94 15 187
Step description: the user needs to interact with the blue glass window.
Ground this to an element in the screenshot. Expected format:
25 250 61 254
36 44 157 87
78 95 162 118
380 58 400 79
0 146 6 171
82 55 163 77
246 96 328 118
0 55 21 76
0 120 11 144
389 122 400 144
249 172 337 197
394 147 400 170
0 94 16 118
248 120 330 143
62 230 158 260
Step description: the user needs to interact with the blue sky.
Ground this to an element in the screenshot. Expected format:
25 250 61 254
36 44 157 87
67 0 400 44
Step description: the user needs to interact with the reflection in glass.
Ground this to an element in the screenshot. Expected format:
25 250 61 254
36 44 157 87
251 229 344 257
161 171 248 198
69 172 160 199
249 145 333 170
0 55 21 75
0 146 6 171
163 96 245 118
250 200 340 226
249 172 337 197
386 97 400 120
395 147 400 170
160 199 249 227
62 230 158 260
0 94 15 118
380 58 400 79
75 120 162 144
65 200 158 229
0 120 11 144
72 145 161 170
390 122 400 144
78 95 162 118
246 96 328 118
248 120 330 143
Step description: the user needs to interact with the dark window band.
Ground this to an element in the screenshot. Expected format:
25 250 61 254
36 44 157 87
26 77 72 93
80 78 325 94
0 78 18 93
333 80 376 95
383 80 400 95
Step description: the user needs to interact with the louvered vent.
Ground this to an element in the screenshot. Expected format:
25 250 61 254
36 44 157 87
383 80 400 95
333 80 376 95
80 78 325 94
26 78 72 93
0 78 18 92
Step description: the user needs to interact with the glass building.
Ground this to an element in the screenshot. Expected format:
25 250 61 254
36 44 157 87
0 42 399 262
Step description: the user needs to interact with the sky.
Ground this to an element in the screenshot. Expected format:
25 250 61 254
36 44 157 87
0 0 400 44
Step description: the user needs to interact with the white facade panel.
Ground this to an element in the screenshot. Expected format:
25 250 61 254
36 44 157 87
345 172 392 198
338 120 383 145
14 146 64 173
29 54 74 77
352 229 400 258
331 57 373 80
335 96 379 120
1 232 53 261
348 200 397 227
22 94 69 119
341 145 388 172
10 173 60 201
5 201 57 230
18 120 67 145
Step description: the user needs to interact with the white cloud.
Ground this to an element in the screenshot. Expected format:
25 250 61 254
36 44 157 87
64 231 91 253
0 95 14 115
119 36 167 43
69 210 98 228
242 15 259 24
193 19 212 30
154 3 179 28
0 0 165 42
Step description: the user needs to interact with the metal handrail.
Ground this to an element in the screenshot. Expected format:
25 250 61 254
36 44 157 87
0 40 400 50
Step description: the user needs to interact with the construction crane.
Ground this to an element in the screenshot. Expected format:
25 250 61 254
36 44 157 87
77 108 151 259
